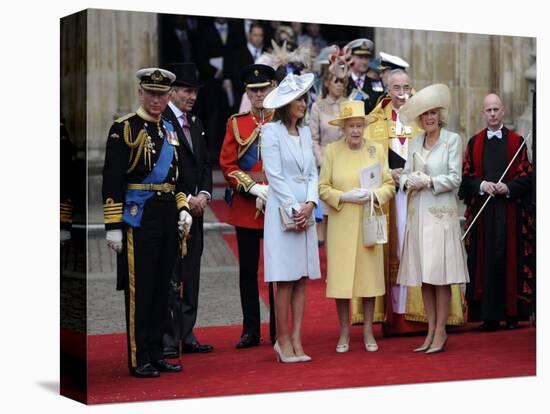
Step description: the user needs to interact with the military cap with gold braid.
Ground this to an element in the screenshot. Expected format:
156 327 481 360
346 38 374 57
136 67 176 92
241 64 275 89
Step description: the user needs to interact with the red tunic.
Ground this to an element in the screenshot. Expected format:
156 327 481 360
219 110 274 229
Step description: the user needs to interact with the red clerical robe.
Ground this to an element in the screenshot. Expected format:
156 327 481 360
459 127 534 322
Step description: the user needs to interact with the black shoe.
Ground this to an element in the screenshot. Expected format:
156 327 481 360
183 342 214 353
480 320 500 331
236 333 260 349
506 320 519 330
163 346 179 359
131 363 160 378
151 359 182 373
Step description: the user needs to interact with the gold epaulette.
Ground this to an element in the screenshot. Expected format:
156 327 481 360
103 197 124 224
228 170 256 192
115 112 136 123
231 111 250 118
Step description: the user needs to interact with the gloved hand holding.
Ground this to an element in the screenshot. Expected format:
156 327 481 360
60 229 71 243
255 196 265 212
340 188 371 204
407 171 431 191
249 183 268 202
106 229 123 253
178 210 193 236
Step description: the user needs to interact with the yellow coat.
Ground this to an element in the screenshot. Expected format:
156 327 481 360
319 138 395 298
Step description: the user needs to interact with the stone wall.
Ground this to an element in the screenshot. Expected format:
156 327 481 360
374 27 536 141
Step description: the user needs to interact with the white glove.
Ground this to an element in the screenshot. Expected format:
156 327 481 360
340 188 371 204
407 171 431 191
249 183 268 202
60 229 71 243
106 229 123 253
178 210 193 235
255 196 265 211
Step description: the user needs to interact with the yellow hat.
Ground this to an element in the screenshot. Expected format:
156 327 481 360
328 100 368 126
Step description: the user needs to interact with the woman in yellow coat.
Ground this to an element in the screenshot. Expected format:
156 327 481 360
319 100 395 352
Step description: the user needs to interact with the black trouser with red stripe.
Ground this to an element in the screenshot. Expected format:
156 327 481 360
123 198 178 373
235 227 263 338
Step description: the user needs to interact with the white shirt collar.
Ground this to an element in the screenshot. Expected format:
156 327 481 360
168 101 185 120
351 71 365 82
247 42 261 57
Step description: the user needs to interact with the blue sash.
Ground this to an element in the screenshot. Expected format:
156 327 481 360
238 141 258 171
123 121 175 227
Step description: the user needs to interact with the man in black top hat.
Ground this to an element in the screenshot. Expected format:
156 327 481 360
162 63 214 355
345 38 385 114
102 67 192 378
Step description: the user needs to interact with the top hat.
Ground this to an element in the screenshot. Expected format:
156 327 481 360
399 83 451 128
163 62 202 88
241 64 275 88
136 67 175 92
263 72 314 109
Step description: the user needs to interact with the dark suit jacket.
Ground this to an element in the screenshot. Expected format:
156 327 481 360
163 106 213 199
196 20 245 82
346 74 384 115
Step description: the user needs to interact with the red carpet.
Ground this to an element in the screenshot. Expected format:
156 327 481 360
85 203 536 404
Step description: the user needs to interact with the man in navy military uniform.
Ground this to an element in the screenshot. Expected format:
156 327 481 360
345 38 385 114
102 67 193 378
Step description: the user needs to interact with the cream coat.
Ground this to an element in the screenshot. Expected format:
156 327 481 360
319 138 395 298
261 121 321 282
397 128 469 286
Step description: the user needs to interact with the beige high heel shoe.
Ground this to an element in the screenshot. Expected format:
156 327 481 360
273 341 299 363
425 336 448 354
336 338 350 353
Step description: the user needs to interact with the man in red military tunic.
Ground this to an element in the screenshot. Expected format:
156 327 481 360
219 64 276 348
460 93 534 331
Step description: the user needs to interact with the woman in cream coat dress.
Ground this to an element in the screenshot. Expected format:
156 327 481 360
397 84 469 354
261 73 321 363
319 100 395 353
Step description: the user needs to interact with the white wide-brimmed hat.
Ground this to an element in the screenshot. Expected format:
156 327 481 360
399 83 451 128
263 72 315 109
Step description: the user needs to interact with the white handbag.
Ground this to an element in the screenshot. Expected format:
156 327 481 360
362 191 388 247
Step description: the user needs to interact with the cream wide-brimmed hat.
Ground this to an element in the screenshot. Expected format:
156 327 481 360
328 100 368 127
263 72 315 109
399 83 451 129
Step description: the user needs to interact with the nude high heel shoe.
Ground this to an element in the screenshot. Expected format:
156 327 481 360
273 341 299 363
336 338 350 353
425 336 448 354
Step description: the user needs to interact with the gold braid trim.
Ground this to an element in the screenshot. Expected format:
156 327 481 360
237 128 260 159
175 192 189 210
123 120 147 173
228 170 256 192
127 227 137 368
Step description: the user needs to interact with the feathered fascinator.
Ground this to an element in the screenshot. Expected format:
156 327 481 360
327 45 352 79
264 39 314 73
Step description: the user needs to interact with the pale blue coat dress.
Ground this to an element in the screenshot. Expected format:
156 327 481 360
261 121 321 282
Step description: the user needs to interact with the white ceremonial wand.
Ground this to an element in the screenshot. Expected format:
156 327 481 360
461 133 530 242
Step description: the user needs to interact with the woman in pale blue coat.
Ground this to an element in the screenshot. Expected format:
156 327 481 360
261 73 321 363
